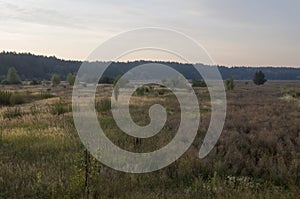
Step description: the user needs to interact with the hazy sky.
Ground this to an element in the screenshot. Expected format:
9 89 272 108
0 0 299 66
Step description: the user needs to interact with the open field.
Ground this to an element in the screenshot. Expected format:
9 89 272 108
1 81 300 198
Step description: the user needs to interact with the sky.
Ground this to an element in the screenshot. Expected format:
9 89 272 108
0 0 299 66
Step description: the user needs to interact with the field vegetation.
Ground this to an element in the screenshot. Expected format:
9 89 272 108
0 81 300 198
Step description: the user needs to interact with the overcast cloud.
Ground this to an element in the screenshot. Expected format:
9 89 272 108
0 0 299 66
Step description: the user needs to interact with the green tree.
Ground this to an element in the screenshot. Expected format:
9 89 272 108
67 73 75 86
225 77 235 90
4 67 21 84
51 74 61 86
253 70 267 85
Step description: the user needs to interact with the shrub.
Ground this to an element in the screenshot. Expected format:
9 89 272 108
9 92 25 105
30 78 41 85
0 91 12 106
135 86 153 96
95 98 111 112
135 87 149 96
192 79 207 87
50 100 70 115
0 91 24 106
1 79 9 84
155 88 171 96
51 74 61 86
42 80 50 86
225 77 235 90
67 73 76 86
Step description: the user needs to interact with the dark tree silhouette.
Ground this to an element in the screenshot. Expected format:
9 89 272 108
0 51 300 81
253 70 267 85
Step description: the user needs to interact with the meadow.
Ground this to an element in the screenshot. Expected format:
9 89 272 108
0 81 300 198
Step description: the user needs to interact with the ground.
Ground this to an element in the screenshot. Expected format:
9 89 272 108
0 81 300 198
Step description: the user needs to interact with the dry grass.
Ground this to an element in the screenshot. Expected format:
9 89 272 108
0 81 300 198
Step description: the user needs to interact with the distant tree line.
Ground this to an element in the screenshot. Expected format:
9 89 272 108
0 51 299 81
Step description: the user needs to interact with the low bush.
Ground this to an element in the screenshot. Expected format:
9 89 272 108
9 92 25 105
0 91 12 106
225 77 235 91
0 91 25 106
50 100 71 115
95 98 111 112
30 78 41 85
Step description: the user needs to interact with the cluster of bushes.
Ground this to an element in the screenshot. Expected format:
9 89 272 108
30 78 42 85
191 79 207 87
50 73 74 86
0 67 77 86
135 86 150 96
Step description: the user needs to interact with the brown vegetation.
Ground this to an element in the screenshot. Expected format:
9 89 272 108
0 81 300 198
